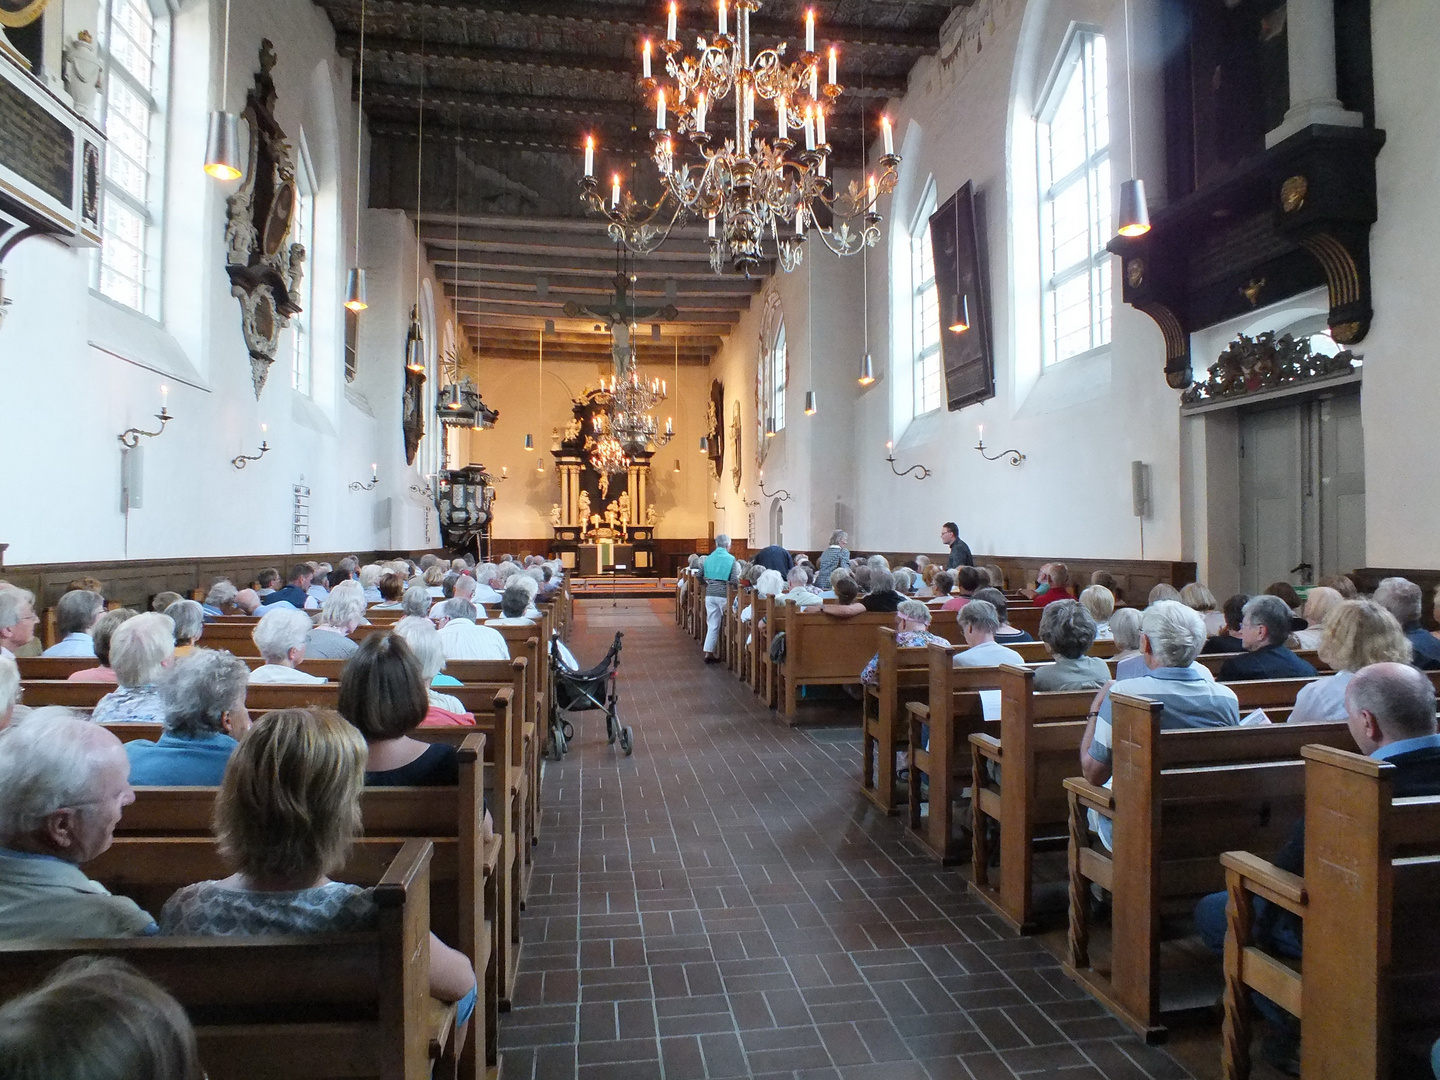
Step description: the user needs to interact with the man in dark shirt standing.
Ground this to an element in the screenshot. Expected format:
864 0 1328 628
1372 576 1440 671
941 522 973 570
1217 595 1317 680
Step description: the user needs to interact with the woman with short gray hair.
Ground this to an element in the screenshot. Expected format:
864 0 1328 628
1109 607 1145 678
402 584 433 618
859 600 949 686
392 616 467 716
305 582 365 660
1216 594 1319 680
248 608 327 684
359 565 384 602
201 581 238 620
92 613 176 724
488 583 536 626
125 649 252 785
816 531 850 590
164 600 205 657
1034 600 1109 690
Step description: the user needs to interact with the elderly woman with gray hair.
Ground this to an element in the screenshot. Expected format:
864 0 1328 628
125 649 252 785
1033 600 1109 691
248 608 327 684
305 581 365 660
1080 601 1241 850
92 613 177 724
392 616 470 722
164 600 205 658
1217 594 1319 681
859 600 949 686
200 580 238 620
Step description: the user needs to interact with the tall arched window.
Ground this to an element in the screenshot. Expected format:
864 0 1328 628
910 189 942 415
758 292 786 453
1037 30 1111 366
94 0 171 317
288 132 317 395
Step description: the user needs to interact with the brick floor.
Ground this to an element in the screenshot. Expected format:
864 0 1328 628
501 599 1196 1080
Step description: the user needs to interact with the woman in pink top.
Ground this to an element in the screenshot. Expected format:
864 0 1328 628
66 608 138 683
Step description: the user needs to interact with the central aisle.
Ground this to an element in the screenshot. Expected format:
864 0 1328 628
503 599 1195 1080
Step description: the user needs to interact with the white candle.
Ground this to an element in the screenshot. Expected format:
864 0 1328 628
371 463 378 477
696 91 707 133
160 384 169 410
656 88 667 131
583 135 594 178
828 46 837 86
805 8 815 53
867 173 877 206
816 108 826 147
795 207 805 235
717 0 727 36
809 61 818 100
804 106 815 150
667 1 677 42
881 115 894 156
978 424 984 442
777 95 788 140
642 39 652 79
612 174 621 208
708 214 716 238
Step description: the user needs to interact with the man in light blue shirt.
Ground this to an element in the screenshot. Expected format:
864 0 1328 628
40 590 104 658
1080 601 1240 850
125 650 251 786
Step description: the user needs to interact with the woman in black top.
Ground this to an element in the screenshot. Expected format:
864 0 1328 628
338 632 459 786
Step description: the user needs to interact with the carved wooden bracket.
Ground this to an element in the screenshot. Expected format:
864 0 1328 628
224 40 306 399
1108 124 1386 391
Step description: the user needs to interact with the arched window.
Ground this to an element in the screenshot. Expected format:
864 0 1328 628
910 189 942 415
288 132 317 395
757 292 786 452
94 0 171 317
1037 29 1111 366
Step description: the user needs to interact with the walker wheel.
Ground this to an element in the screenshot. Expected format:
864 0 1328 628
619 727 634 756
549 729 567 761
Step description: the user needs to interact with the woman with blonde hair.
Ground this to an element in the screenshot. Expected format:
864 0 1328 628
1288 600 1411 724
1179 582 1224 636
1293 586 1344 651
159 708 477 1029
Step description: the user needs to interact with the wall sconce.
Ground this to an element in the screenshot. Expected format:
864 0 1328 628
349 463 379 491
757 473 791 501
948 293 971 334
975 424 1025 466
740 489 760 508
493 466 509 482
410 480 435 499
231 425 271 469
712 492 724 510
118 387 174 447
885 440 931 481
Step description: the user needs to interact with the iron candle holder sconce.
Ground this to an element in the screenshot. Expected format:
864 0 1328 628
885 441 931 481
757 475 792 502
119 407 173 447
231 440 270 469
975 426 1025 466
350 464 379 491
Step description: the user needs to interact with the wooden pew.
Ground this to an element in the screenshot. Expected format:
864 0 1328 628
0 839 453 1080
968 671 1322 935
1218 745 1440 1079
860 629 935 814
113 736 501 1074
1060 695 1355 1041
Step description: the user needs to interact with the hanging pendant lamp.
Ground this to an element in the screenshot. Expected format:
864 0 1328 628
858 353 874 386
948 293 970 334
204 0 242 179
1115 0 1151 239
803 391 817 416
344 0 370 311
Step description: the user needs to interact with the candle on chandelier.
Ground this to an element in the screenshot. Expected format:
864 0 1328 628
816 107 826 147
809 60 819 100
777 95 788 140
696 91 707 133
667 1 678 42
803 105 815 150
805 8 815 53
656 88 667 131
828 46 837 86
583 135 594 178
867 173 878 206
611 174 621 208
642 38 652 79
795 207 806 236
881 115 894 156
666 416 674 436
717 0 727 35
708 214 716 238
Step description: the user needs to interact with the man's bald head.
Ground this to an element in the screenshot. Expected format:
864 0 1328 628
1345 662 1438 754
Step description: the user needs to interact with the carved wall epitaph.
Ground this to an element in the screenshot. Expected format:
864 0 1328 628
224 41 306 399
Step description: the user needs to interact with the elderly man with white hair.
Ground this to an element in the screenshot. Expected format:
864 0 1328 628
0 709 156 938
402 584 434 618
434 598 509 661
92 613 176 724
305 581 365 660
471 566 503 606
431 572 487 620
701 535 738 663
0 587 39 662
1079 601 1240 850
42 589 106 658
248 607 327 684
200 580 238 620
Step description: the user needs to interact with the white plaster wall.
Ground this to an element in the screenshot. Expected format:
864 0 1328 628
0 0 433 564
1353 0 1440 567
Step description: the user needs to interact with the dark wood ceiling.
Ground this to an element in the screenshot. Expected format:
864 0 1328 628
313 0 967 359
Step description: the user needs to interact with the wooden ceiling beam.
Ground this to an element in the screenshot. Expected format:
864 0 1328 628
453 296 741 323
445 284 748 312
319 0 942 50
476 326 723 347
428 252 772 278
456 310 727 333
461 341 715 365
433 266 761 294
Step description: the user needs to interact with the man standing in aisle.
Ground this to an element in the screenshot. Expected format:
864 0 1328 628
702 535 738 664
941 522 974 570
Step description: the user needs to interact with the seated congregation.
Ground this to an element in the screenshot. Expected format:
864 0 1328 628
677 530 1440 1077
0 551 572 1079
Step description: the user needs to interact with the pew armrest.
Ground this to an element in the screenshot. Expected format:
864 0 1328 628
906 702 930 722
1220 851 1307 916
969 733 1001 764
1062 777 1113 816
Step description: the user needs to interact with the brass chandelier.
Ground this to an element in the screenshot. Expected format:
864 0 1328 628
579 0 901 277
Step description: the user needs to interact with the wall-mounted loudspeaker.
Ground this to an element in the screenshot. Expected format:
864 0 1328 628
1131 460 1151 520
